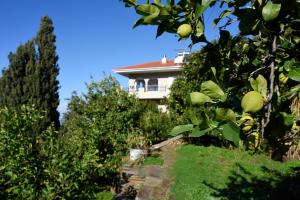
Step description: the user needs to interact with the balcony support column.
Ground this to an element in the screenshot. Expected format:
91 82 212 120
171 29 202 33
144 78 149 92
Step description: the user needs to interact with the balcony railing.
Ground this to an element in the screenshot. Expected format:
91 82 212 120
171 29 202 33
127 85 167 93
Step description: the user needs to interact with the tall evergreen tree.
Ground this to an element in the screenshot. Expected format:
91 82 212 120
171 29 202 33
35 16 60 130
0 16 60 131
0 41 36 109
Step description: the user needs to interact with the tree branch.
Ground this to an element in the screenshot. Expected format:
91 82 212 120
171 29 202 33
261 35 277 140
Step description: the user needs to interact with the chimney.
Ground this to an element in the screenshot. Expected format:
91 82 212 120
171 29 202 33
161 55 167 64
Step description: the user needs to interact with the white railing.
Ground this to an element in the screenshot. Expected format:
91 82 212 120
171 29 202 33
128 85 167 93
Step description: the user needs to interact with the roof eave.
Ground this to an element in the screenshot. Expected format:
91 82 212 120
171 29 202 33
112 66 181 74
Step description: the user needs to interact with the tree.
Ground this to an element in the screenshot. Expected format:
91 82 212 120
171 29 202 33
35 16 60 130
0 16 60 132
0 40 36 109
121 0 300 158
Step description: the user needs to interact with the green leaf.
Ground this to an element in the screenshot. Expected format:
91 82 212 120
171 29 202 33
262 2 281 22
221 121 240 146
257 0 263 6
135 4 160 16
279 112 295 128
158 7 171 19
195 2 204 19
195 21 204 37
189 92 213 105
211 67 217 79
133 17 144 28
189 127 212 137
167 0 174 6
170 124 193 136
153 0 162 6
123 0 136 7
250 75 267 98
213 10 231 28
283 59 295 71
187 108 204 126
215 108 236 122
201 80 225 100
288 68 300 82
250 77 258 91
195 0 214 19
142 14 158 24
256 75 267 98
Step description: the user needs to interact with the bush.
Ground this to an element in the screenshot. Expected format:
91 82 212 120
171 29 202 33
139 110 174 144
0 105 114 199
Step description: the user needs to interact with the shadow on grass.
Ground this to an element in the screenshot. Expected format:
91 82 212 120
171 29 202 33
204 164 300 200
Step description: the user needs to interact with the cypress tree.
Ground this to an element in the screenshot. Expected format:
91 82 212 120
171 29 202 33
35 16 60 130
0 16 60 131
0 68 11 107
0 41 36 109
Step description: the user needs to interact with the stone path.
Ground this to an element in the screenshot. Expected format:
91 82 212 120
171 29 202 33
116 140 182 200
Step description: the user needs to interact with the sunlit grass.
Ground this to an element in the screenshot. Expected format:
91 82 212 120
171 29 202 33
171 144 300 200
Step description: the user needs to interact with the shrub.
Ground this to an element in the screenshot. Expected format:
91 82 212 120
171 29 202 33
139 110 174 144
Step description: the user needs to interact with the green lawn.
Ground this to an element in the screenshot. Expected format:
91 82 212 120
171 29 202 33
143 155 164 166
171 144 300 200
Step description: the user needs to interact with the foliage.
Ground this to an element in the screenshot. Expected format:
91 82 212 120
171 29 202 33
0 104 119 199
0 106 42 199
0 41 36 108
121 0 300 156
139 109 174 144
35 16 60 130
171 144 300 200
61 75 146 177
0 16 60 132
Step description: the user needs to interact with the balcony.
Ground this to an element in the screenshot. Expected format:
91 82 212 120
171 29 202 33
127 85 169 99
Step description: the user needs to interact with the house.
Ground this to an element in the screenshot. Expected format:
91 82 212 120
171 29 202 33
112 52 189 112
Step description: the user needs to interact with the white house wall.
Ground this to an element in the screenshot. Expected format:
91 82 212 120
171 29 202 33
126 72 180 99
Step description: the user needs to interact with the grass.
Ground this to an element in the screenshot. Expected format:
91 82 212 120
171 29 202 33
143 155 164 166
171 144 300 200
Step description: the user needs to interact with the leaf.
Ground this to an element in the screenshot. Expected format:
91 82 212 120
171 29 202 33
256 75 267 98
279 112 295 128
262 2 281 22
288 68 300 82
257 0 263 6
135 4 160 16
221 121 240 146
187 108 204 125
213 10 231 28
283 59 295 71
123 0 136 7
158 7 171 19
189 127 212 137
195 21 204 37
189 92 213 105
250 75 267 98
153 0 162 6
250 77 258 91
170 124 193 136
215 108 236 122
201 80 225 100
167 0 174 6
195 0 214 18
195 2 204 19
133 17 144 28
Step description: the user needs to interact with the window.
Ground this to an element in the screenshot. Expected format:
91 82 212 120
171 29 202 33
136 80 145 91
148 79 158 91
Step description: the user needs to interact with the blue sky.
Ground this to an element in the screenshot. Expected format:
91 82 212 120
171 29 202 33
0 0 238 114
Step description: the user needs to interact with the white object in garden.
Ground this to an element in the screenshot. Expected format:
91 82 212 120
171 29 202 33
130 149 144 161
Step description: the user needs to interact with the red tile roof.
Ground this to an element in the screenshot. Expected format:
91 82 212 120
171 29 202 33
113 60 177 71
